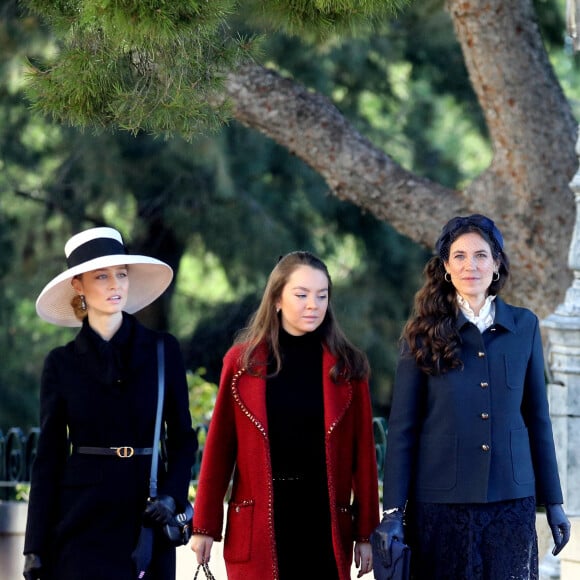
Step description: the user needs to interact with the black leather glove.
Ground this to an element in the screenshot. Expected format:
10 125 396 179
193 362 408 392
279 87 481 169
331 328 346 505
546 503 571 556
23 553 42 580
144 495 176 525
372 508 405 562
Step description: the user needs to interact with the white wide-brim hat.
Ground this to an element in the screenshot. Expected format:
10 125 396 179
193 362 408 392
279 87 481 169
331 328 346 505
36 227 174 327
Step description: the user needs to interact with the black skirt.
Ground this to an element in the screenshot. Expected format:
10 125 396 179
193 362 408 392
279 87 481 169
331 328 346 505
406 497 538 580
272 477 339 580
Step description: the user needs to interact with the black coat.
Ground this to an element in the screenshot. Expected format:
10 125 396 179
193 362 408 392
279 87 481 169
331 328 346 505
24 313 197 580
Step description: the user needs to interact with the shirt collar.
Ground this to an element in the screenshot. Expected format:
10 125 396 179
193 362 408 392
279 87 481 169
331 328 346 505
457 293 496 332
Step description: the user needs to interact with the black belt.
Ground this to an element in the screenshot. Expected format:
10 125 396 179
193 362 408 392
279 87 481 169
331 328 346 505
75 446 154 458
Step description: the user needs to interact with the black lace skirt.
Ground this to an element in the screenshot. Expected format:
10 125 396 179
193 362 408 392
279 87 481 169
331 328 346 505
406 497 538 580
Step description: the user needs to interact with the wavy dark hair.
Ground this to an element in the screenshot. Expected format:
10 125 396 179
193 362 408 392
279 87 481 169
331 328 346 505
235 251 370 382
403 219 510 375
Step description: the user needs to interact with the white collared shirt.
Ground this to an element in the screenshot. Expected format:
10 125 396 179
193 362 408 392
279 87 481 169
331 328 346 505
457 294 496 333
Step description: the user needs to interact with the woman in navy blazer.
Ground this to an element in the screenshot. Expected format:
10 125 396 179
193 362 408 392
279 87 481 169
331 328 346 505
373 215 570 579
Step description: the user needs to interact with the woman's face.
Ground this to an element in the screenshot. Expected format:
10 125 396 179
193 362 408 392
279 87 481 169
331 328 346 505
276 265 329 336
72 266 129 318
444 232 499 307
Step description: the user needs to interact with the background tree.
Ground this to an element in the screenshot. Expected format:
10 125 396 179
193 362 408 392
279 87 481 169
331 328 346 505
1 0 424 428
2 0 579 430
20 0 580 318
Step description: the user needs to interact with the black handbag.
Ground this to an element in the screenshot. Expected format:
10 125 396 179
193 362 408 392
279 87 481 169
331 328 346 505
370 533 411 580
162 502 194 545
150 338 194 546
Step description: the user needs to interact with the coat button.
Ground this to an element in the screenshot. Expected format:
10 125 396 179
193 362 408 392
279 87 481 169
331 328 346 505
481 444 490 452
477 351 485 358
480 382 489 389
480 412 489 420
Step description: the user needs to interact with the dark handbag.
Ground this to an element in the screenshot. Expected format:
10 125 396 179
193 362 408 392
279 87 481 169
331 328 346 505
150 338 194 546
371 533 411 580
193 563 216 580
163 501 194 545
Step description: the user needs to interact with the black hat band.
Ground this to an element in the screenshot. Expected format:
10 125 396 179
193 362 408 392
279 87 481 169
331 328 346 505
67 238 127 269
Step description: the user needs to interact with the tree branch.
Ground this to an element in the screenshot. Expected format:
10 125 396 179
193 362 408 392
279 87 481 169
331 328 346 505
225 62 467 249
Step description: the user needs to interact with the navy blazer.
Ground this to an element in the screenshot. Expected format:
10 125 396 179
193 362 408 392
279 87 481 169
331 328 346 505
383 298 563 508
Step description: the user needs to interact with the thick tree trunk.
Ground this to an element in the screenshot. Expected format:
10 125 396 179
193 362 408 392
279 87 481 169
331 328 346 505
225 0 578 318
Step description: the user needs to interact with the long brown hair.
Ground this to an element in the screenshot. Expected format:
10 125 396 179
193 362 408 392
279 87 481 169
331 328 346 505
235 251 370 382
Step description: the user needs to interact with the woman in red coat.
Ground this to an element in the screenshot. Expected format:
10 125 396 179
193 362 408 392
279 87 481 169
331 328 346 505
191 251 379 580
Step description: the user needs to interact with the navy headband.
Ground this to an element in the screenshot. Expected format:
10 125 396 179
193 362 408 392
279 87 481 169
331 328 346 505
435 214 504 261
67 237 127 268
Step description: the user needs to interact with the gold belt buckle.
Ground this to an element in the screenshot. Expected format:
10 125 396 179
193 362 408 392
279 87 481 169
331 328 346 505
112 446 134 458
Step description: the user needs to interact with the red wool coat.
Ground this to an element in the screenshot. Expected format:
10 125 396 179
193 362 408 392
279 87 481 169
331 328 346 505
192 343 380 580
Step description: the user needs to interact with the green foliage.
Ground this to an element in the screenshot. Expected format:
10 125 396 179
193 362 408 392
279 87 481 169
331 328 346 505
14 483 30 501
243 0 410 39
186 368 217 434
550 0 580 119
24 0 236 43
19 0 409 137
22 0 260 138
186 367 218 480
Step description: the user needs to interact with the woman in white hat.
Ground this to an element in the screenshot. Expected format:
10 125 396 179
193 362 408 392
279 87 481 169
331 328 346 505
22 227 197 580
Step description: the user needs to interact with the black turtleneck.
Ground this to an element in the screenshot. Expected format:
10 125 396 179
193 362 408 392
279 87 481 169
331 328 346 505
266 327 326 480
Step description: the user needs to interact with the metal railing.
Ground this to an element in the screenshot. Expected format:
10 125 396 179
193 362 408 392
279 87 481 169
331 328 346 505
0 427 39 497
0 418 387 496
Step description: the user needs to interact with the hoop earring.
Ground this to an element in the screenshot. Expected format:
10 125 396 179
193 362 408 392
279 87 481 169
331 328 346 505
444 272 452 283
492 271 500 282
80 295 87 311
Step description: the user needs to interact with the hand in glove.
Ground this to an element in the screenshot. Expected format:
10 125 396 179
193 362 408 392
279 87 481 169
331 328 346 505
23 553 42 580
144 495 176 525
372 508 404 562
546 503 571 556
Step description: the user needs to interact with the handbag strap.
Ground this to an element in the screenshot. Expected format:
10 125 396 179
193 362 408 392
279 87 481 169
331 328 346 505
149 337 165 499
193 563 216 580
